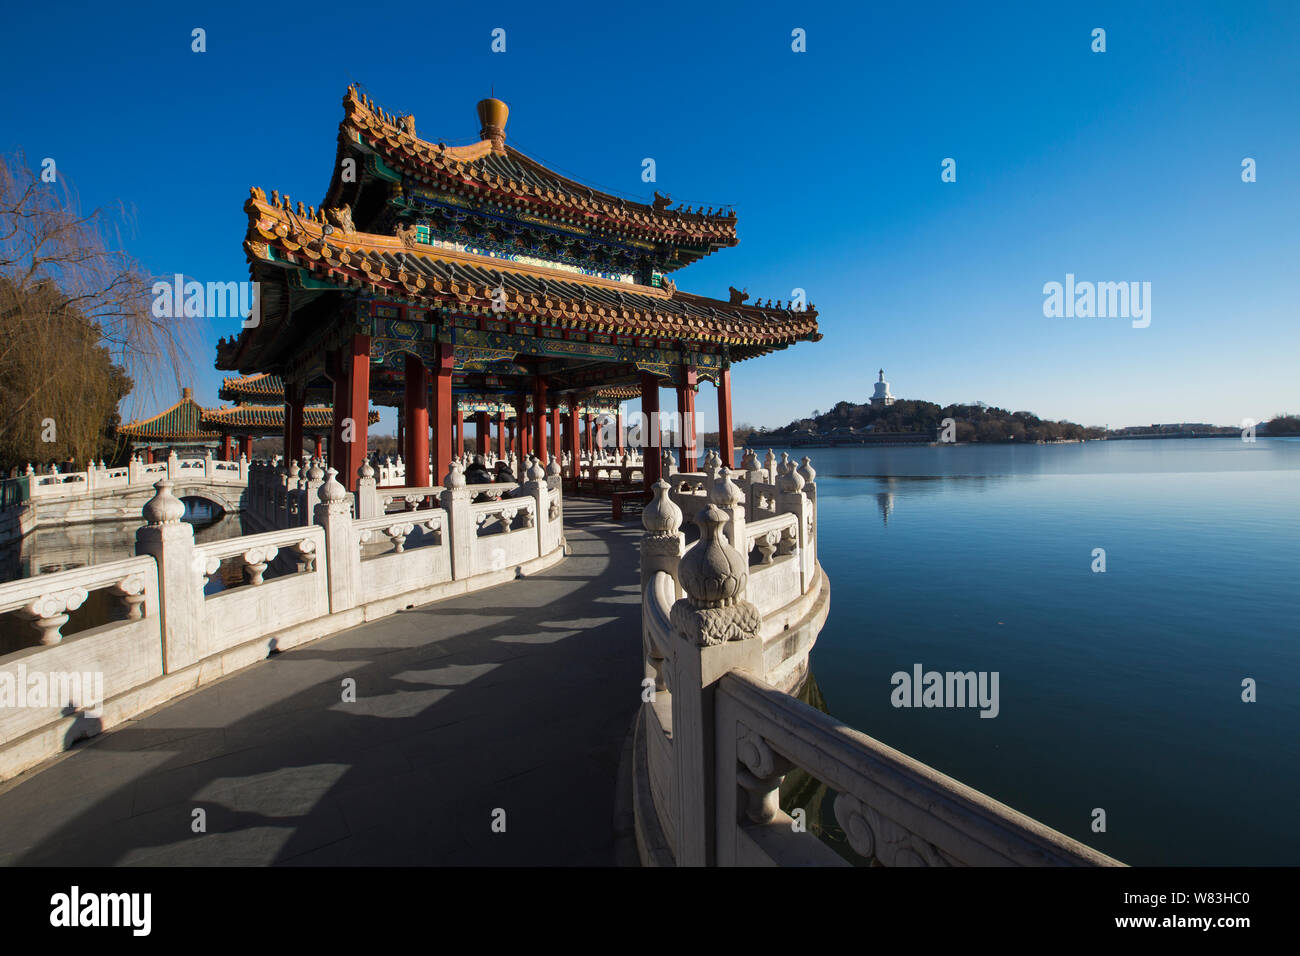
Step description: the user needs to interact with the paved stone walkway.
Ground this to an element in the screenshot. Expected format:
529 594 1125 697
0 501 645 866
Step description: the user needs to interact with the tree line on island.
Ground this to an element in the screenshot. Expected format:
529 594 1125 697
734 398 1300 446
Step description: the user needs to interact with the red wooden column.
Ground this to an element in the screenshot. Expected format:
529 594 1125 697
677 367 697 470
404 353 430 488
641 372 662 492
616 407 625 458
475 412 490 456
532 377 548 462
222 435 235 461
568 403 581 461
285 382 305 465
336 334 371 492
585 414 595 457
313 435 324 458
238 435 252 460
455 408 465 458
549 406 560 466
717 365 736 469
496 411 507 459
430 343 454 486
515 396 532 459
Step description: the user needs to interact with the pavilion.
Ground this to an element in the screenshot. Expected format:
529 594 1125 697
117 388 221 462
216 87 821 492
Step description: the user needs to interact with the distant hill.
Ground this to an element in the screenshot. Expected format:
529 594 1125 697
757 398 1104 444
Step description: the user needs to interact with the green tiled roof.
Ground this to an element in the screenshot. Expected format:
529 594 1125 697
118 392 221 440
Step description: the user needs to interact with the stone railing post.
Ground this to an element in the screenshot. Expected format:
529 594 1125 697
127 456 143 486
709 467 746 552
134 479 202 673
641 480 685 694
522 458 549 556
304 461 325 525
440 461 473 580
668 504 765 867
314 468 358 614
776 462 811 592
167 449 179 481
356 461 379 519
239 454 249 483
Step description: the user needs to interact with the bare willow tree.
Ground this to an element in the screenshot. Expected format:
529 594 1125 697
0 150 202 472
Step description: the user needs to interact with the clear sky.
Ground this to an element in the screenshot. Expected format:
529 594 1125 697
2 0 1296 432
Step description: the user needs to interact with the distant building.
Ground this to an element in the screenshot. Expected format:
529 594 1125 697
870 368 895 407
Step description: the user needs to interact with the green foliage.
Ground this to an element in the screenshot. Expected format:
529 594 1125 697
768 398 1102 443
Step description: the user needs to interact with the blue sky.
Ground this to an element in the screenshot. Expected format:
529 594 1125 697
3 0 1296 432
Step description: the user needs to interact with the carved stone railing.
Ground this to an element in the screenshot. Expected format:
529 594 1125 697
712 671 1119 867
25 453 250 501
0 466 567 782
0 556 162 759
190 525 328 659
633 457 1116 867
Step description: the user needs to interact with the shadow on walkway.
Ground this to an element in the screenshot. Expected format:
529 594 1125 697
0 501 645 866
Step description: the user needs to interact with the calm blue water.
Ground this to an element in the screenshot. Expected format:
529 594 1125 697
775 438 1299 865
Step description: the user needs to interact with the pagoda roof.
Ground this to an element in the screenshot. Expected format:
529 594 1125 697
201 405 380 430
218 372 285 402
118 389 222 441
323 87 738 271
232 189 818 368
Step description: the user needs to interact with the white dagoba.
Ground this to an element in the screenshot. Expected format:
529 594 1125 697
870 368 895 406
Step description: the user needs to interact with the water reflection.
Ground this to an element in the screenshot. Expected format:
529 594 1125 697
0 498 244 584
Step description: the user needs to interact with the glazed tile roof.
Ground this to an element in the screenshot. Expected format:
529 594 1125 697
218 373 285 402
325 87 738 267
118 390 221 440
202 406 380 429
243 190 820 352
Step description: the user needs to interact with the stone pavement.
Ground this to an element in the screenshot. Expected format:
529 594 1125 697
0 500 646 866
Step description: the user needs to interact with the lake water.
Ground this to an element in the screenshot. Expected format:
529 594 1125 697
776 438 1299 865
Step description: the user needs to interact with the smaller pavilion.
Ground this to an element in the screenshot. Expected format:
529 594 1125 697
117 388 222 461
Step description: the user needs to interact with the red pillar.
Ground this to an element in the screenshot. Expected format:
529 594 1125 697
430 343 454 486
336 335 371 493
404 353 430 487
568 404 581 461
586 414 595 457
616 407 625 458
533 376 549 465
496 411 507 459
549 406 560 463
678 367 697 470
476 412 490 456
285 383 305 465
641 372 662 493
222 435 235 461
455 408 465 458
239 435 252 460
313 434 324 459
717 366 736 469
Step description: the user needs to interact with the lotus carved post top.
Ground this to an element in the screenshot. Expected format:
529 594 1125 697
143 479 186 526
708 467 744 509
642 480 683 537
777 459 805 495
671 504 761 646
320 468 347 504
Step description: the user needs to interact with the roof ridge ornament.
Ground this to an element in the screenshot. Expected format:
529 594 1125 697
477 97 509 152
